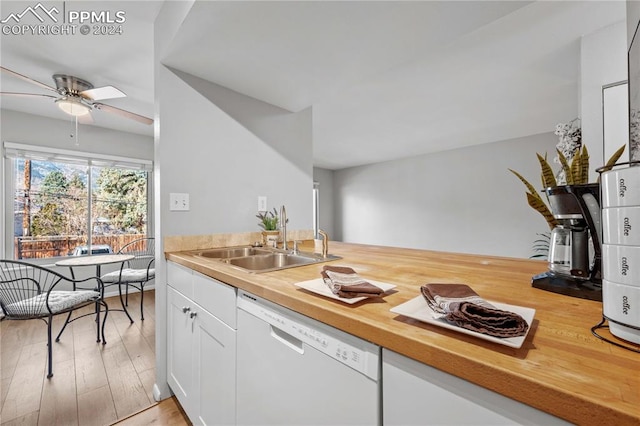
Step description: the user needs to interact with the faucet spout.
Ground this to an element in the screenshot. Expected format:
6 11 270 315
280 205 287 250
318 229 329 258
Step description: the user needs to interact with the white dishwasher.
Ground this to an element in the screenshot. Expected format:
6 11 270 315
236 290 380 426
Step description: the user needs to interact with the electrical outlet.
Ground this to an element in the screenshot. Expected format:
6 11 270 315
258 196 267 212
170 193 190 211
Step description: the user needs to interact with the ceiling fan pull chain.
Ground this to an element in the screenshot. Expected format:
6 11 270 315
75 116 79 146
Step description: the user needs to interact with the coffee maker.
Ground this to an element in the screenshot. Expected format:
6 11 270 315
532 183 603 301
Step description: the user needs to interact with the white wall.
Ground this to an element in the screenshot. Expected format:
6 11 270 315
628 0 640 50
0 109 152 159
580 20 628 178
158 66 313 236
153 1 314 400
334 133 558 259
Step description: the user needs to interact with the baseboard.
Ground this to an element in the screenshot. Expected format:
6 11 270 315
108 402 159 425
153 382 173 402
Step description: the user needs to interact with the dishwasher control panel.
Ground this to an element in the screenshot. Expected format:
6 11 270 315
238 291 379 380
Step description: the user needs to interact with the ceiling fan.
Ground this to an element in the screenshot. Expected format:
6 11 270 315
0 66 153 125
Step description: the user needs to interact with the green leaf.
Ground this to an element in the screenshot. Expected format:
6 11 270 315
509 169 541 200
532 240 549 246
556 149 573 185
603 145 627 171
530 253 548 259
597 145 626 182
579 145 589 184
570 149 582 184
530 232 550 258
256 208 280 230
536 153 557 188
526 192 558 230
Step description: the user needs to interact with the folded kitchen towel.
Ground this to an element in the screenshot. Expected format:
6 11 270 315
420 283 529 338
420 283 495 316
321 266 384 299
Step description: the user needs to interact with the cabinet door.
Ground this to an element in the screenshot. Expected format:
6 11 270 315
192 303 236 426
382 349 569 425
167 287 195 417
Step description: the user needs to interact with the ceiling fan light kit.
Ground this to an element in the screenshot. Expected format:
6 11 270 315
1 66 153 124
55 97 92 116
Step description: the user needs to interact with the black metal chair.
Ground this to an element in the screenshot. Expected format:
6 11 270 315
101 237 155 322
0 259 108 378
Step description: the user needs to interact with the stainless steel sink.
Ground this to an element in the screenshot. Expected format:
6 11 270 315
193 245 341 273
224 251 342 273
226 252 314 271
195 247 271 259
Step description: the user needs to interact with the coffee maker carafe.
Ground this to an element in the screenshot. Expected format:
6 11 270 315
532 183 603 301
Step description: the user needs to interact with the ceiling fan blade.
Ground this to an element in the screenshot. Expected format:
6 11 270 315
80 85 126 101
93 102 153 125
1 66 58 93
0 91 57 99
78 112 95 124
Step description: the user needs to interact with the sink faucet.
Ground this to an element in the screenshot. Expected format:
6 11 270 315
318 229 329 258
280 205 287 251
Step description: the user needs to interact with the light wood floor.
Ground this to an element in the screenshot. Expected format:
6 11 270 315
112 396 190 426
0 290 188 426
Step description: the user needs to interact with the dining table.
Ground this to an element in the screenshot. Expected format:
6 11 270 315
55 253 135 278
55 253 137 326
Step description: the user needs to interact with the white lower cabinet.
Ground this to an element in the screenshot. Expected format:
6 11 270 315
167 262 236 426
166 261 568 425
382 349 569 425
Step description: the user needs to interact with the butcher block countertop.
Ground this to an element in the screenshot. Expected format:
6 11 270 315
166 241 639 425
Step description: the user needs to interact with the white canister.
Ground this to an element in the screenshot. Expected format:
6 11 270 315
603 280 640 344
602 244 640 286
601 165 640 208
602 207 640 246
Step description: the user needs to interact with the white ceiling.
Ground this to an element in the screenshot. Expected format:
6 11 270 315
1 1 627 169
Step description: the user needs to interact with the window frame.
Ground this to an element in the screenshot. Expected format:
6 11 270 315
2 142 153 262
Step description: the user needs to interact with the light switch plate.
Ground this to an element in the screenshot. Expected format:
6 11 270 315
170 193 190 211
258 196 267 212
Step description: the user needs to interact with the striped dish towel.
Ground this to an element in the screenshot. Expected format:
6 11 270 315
321 266 384 299
421 283 528 338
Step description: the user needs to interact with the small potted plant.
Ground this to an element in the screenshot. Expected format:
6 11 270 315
257 208 281 247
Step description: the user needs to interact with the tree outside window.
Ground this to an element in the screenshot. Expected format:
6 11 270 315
13 158 148 259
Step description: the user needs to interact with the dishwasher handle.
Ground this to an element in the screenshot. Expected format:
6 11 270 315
270 325 304 355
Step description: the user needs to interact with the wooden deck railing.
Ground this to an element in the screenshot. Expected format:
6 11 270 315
14 235 146 259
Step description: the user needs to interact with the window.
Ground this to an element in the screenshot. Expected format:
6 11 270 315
4 143 152 260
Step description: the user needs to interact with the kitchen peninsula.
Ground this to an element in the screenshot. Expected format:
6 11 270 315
165 238 639 425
